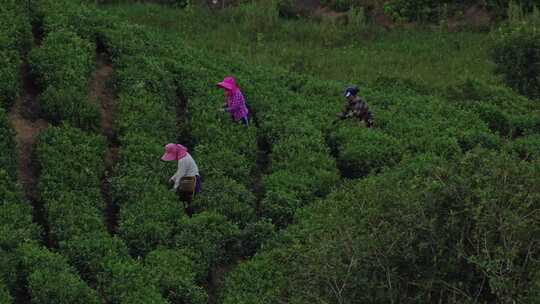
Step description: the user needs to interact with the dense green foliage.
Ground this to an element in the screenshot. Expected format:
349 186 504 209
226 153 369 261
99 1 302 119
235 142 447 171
28 29 99 130
320 0 539 20
222 150 540 303
1 0 539 303
493 24 540 99
0 6 104 302
0 1 32 109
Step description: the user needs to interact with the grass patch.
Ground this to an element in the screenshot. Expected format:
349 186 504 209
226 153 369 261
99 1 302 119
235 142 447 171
103 2 499 92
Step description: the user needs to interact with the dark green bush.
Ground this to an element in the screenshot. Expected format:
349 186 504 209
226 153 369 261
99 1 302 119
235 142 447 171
195 146 252 186
44 193 107 244
0 281 11 303
223 149 540 303
59 233 130 283
114 90 176 141
0 1 33 53
174 212 242 268
0 51 21 109
493 24 540 99
473 103 512 136
512 113 540 136
331 125 402 177
0 200 39 293
260 184 303 228
382 0 538 22
239 219 276 257
28 30 94 90
36 125 106 201
192 176 257 226
221 250 286 304
507 134 540 160
457 128 502 151
28 29 98 130
98 258 167 304
320 0 362 12
17 243 100 304
145 248 208 304
0 109 17 179
40 86 100 131
117 194 182 257
383 0 440 22
0 121 38 295
34 0 111 40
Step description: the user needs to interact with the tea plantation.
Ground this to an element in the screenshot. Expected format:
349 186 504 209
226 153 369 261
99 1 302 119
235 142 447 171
1 0 539 303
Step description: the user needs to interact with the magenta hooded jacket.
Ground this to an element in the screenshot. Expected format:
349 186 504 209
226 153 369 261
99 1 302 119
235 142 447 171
218 77 249 121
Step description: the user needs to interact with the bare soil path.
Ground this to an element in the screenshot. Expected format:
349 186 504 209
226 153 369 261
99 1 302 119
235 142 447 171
8 53 51 248
7 22 48 304
89 53 119 234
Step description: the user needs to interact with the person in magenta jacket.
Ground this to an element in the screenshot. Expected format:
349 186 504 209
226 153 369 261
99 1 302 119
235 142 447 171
217 76 249 126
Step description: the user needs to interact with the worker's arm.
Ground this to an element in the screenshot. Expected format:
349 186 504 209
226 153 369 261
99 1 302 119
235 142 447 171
337 102 353 119
170 158 189 190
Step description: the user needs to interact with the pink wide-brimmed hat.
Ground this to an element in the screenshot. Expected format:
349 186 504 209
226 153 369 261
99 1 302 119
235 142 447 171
161 143 188 161
217 76 239 91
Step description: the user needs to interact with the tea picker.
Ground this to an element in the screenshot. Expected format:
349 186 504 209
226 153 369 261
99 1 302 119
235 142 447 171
335 86 374 127
217 76 250 127
161 143 201 215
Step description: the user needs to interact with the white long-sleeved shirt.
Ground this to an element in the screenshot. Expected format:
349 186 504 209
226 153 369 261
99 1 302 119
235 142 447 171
170 153 199 190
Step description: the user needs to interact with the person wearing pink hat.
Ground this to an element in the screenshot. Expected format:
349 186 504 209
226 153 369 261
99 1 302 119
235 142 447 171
217 76 249 126
161 143 201 212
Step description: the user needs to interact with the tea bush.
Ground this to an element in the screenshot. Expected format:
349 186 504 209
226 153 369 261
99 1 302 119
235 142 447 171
17 243 100 304
223 150 540 303
493 24 540 99
0 281 11 304
0 1 31 109
28 29 99 130
145 248 208 304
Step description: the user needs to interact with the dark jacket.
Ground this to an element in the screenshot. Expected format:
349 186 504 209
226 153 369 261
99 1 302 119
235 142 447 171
340 97 373 127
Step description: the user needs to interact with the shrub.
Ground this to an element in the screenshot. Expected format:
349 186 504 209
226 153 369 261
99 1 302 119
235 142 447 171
36 125 106 201
28 30 94 90
195 145 252 186
260 185 303 228
0 51 20 109
457 128 501 151
98 258 167 304
27 29 98 130
192 176 257 226
0 200 39 292
473 103 512 136
221 251 286 304
117 194 182 257
0 1 33 53
173 212 242 268
40 86 100 131
17 243 100 304
0 281 11 303
331 125 402 177
34 0 111 40
145 248 208 304
507 134 540 160
239 219 276 257
0 109 17 179
223 150 540 303
493 24 540 99
44 193 107 244
59 233 130 283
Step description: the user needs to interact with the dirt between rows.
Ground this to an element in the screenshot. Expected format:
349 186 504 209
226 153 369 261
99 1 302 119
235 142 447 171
89 53 119 234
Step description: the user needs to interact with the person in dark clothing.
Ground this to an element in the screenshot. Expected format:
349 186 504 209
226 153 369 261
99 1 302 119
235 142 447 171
337 86 374 127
